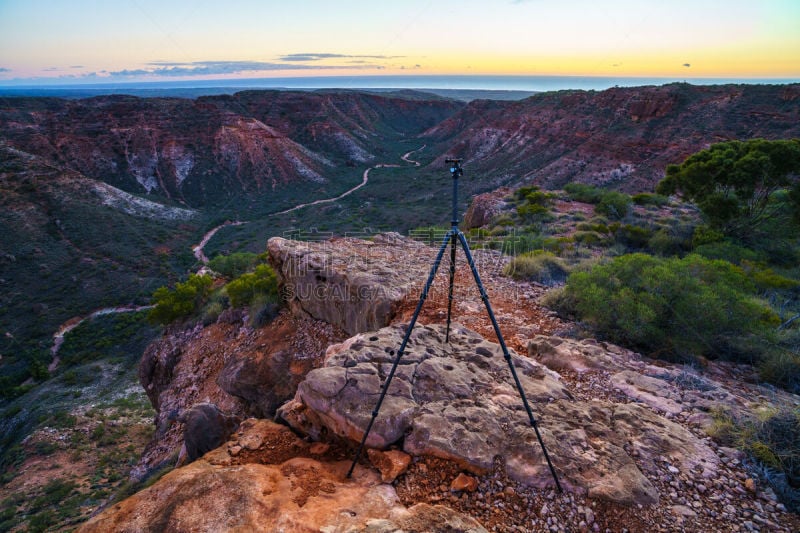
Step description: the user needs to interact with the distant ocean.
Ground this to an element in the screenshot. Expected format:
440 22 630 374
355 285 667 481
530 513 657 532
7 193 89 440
2 75 799 91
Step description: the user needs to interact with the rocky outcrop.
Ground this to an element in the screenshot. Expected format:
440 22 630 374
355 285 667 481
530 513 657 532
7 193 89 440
134 311 344 479
527 335 800 431
278 323 723 505
463 188 512 229
80 419 486 533
215 317 326 418
267 233 432 335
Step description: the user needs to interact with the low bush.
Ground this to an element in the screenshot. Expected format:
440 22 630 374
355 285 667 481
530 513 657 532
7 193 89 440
596 191 632 220
550 253 779 362
208 252 263 278
148 274 213 325
564 183 604 203
503 252 570 286
759 350 800 394
225 264 279 308
632 192 670 207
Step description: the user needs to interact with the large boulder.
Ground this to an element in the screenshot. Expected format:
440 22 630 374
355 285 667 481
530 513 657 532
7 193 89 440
279 323 722 506
267 233 431 335
80 419 486 533
462 188 511 230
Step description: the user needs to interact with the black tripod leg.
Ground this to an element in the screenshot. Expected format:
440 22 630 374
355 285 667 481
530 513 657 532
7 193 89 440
347 230 455 478
456 231 563 492
445 232 457 343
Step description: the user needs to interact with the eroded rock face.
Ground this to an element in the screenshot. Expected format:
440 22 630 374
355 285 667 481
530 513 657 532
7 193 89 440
279 323 723 506
278 322 568 448
463 188 512 230
80 419 486 533
267 233 432 335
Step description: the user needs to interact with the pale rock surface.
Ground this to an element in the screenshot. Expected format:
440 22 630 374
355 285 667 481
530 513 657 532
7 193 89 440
81 419 486 533
280 323 721 505
267 233 432 335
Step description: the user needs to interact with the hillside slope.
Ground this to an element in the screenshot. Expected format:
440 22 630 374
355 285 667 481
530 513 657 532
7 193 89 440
0 91 463 207
424 83 800 191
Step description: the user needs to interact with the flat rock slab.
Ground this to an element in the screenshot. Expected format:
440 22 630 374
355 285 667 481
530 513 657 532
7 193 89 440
268 233 432 335
81 419 486 533
280 323 721 505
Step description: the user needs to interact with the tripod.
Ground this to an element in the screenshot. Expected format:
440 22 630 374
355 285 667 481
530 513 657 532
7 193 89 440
346 159 561 492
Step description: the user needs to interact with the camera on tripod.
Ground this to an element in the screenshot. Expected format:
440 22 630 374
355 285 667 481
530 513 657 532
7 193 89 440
445 158 463 177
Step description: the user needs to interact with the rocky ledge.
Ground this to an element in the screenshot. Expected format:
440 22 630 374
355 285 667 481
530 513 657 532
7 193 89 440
278 322 720 506
80 419 486 533
267 233 431 335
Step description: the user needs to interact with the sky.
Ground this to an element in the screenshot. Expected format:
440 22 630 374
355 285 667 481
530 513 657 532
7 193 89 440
1 0 799 86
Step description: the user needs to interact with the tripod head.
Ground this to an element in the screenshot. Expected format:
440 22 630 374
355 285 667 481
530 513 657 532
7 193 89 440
446 158 463 179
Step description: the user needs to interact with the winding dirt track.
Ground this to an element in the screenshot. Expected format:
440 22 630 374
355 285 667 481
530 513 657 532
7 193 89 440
272 144 426 216
49 146 428 365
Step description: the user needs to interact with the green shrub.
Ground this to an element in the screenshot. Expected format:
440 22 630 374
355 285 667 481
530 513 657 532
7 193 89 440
648 228 691 256
225 264 279 308
596 191 632 220
516 203 554 223
553 253 780 361
503 252 570 286
564 183 603 203
148 274 213 325
572 231 605 246
693 240 763 264
612 224 652 250
632 193 670 206
759 350 800 394
208 252 263 278
692 225 725 247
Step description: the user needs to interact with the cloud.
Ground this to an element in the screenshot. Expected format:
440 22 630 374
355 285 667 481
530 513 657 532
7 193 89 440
107 60 366 78
683 63 691 68
0 67 10 73
70 65 84 69
280 53 402 62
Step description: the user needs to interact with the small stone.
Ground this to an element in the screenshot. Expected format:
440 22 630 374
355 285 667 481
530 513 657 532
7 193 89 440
450 473 479 493
504 486 516 497
584 507 595 525
672 505 697 519
367 449 411 483
667 465 680 474
238 432 264 451
309 442 330 455
228 445 242 456
745 478 756 493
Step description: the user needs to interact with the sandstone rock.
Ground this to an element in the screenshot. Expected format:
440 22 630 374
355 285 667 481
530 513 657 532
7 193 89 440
278 322 569 452
281 323 721 505
134 312 343 479
451 473 479 492
528 335 634 375
80 456 484 533
463 188 511 229
610 370 684 416
176 403 241 464
586 462 658 505
81 418 485 533
267 233 432 335
216 319 314 417
368 449 412 483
